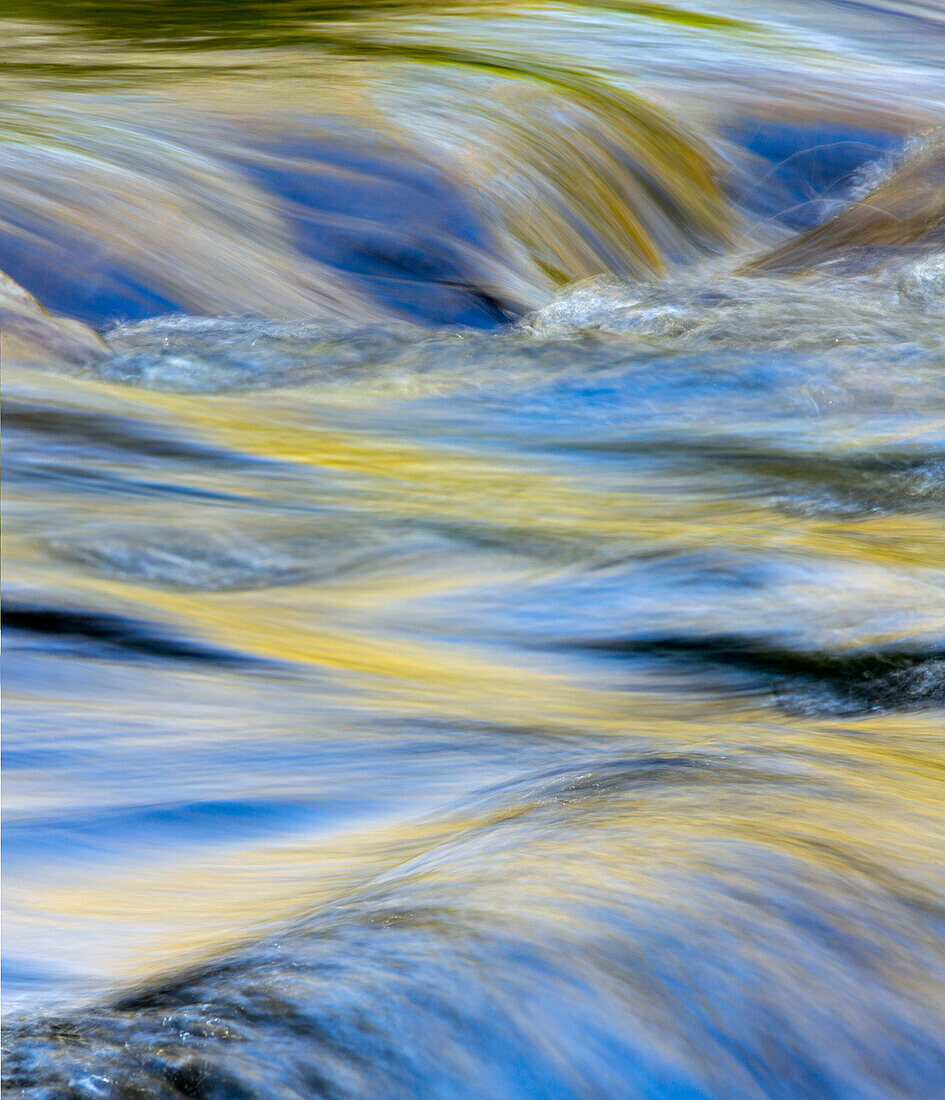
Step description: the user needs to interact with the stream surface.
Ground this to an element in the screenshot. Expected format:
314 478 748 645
3 2 945 1097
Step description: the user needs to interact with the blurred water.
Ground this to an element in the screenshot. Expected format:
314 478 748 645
3 2 945 1097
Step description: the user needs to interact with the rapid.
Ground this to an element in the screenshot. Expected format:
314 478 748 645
2 2 945 1097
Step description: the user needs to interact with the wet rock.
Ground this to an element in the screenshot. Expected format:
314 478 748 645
0 270 111 365
743 132 945 275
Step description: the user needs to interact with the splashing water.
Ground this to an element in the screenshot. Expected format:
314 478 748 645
2 2 945 1097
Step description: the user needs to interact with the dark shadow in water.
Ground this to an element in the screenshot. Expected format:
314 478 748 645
2 401 241 467
2 0 427 48
565 438 945 517
579 633 945 715
2 603 254 667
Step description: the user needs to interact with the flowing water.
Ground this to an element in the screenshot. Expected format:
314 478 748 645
3 2 945 1096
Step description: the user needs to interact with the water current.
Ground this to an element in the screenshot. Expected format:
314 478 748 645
3 2 945 1096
